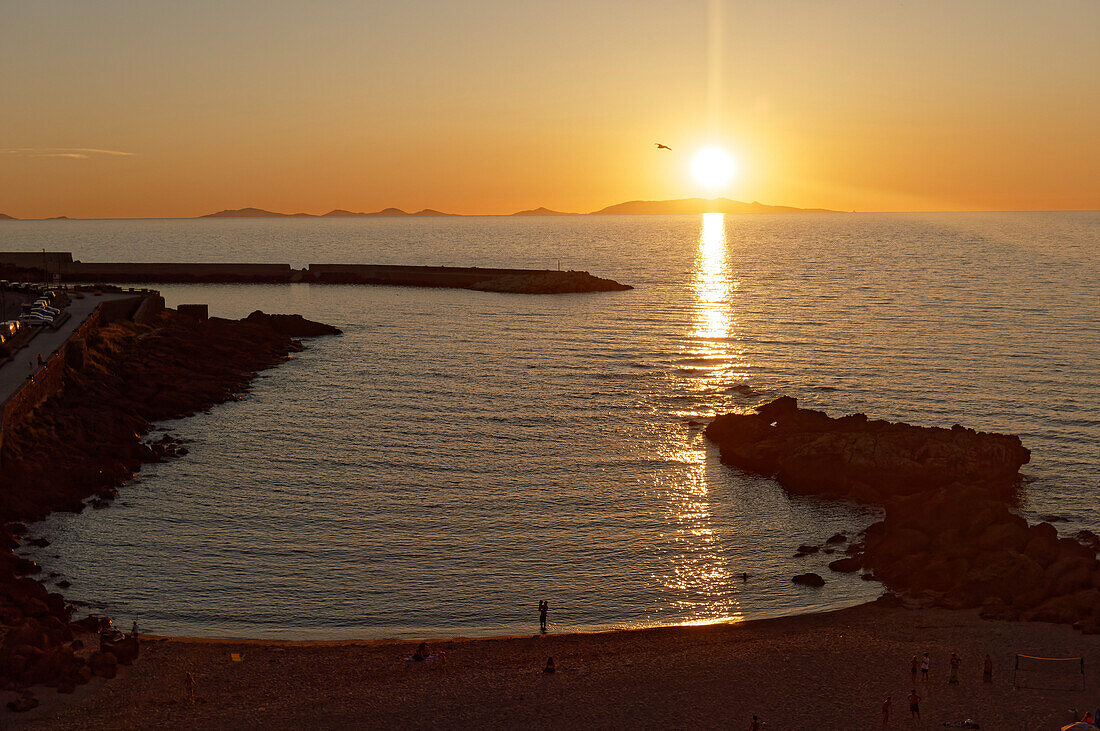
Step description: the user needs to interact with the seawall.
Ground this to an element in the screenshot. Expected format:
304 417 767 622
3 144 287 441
0 253 632 293
0 294 149 461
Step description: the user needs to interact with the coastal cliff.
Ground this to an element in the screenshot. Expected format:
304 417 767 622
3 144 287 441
705 397 1100 633
0 306 338 702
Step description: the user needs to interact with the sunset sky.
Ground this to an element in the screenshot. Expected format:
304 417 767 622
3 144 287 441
2 0 1097 219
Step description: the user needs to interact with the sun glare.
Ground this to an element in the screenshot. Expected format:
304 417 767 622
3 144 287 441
691 147 737 190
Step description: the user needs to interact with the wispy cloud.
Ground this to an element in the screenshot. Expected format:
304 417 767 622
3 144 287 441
0 147 136 159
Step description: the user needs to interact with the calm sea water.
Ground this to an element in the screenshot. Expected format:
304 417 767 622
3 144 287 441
2 213 1097 639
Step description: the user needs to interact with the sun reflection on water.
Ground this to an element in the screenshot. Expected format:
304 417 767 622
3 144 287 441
654 212 745 627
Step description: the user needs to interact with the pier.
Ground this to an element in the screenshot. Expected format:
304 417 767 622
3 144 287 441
0 254 632 294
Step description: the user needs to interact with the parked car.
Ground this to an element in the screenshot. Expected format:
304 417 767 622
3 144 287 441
1 321 18 337
28 307 56 319
18 314 51 326
33 302 60 315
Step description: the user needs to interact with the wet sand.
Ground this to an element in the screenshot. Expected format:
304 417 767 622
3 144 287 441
7 603 1099 729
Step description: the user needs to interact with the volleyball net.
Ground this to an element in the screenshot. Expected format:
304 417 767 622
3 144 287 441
1013 654 1086 690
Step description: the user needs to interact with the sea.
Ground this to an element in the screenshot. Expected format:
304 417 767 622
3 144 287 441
2 212 1097 639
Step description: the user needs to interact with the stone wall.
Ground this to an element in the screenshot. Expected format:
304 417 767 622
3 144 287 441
0 295 145 461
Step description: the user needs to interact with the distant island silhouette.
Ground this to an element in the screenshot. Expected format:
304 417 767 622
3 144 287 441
199 198 836 219
511 207 573 216
0 213 14 220
590 198 835 214
202 207 458 218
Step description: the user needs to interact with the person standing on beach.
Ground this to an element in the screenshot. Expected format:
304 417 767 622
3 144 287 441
948 652 960 684
920 652 930 682
982 654 992 683
750 715 762 730
539 600 548 632
882 696 892 727
184 671 195 703
908 690 921 723
910 654 919 682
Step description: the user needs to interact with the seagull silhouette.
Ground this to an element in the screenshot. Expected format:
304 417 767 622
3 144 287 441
655 143 672 151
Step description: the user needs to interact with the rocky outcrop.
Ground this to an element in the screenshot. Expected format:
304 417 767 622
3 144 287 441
706 397 1100 633
0 306 334 696
244 310 342 337
704 396 1030 503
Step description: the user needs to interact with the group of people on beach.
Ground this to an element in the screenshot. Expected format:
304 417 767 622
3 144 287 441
907 650 993 685
881 651 995 726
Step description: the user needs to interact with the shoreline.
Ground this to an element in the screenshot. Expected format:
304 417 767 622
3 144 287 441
11 602 1100 728
132 595 877 646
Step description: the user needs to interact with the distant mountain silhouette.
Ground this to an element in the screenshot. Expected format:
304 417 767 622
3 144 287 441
202 208 291 218
0 213 15 220
511 207 573 216
199 199 835 219
589 198 836 215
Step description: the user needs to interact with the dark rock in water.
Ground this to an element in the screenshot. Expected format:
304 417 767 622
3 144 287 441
1041 514 1069 523
467 270 632 294
828 557 862 573
704 396 1030 503
244 310 341 337
26 537 49 548
874 592 903 608
1076 529 1100 552
826 533 847 544
793 573 825 587
796 544 819 554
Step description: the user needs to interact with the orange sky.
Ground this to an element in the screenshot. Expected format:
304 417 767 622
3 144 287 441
1 1 1098 218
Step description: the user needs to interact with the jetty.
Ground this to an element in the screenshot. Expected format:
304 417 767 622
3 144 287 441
0 254 632 294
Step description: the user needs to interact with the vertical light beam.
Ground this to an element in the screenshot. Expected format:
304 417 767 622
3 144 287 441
707 0 724 138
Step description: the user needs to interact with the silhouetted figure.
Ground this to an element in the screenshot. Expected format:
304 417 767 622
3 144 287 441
920 651 930 681
655 143 672 151
750 715 762 730
908 690 920 722
949 652 961 684
184 671 195 703
543 656 555 673
983 654 992 683
412 642 429 661
539 600 548 632
882 696 892 727
910 654 919 682
740 572 749 581
131 620 138 639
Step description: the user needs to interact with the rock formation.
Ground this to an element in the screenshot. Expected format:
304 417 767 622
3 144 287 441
0 305 338 703
705 396 1030 503
244 310 342 337
706 397 1100 633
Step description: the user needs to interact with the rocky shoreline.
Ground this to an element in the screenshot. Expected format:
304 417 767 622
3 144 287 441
0 306 337 709
705 397 1100 634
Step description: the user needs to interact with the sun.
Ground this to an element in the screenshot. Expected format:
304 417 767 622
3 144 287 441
691 147 737 190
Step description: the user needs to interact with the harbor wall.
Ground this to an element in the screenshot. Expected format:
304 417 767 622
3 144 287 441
0 295 145 461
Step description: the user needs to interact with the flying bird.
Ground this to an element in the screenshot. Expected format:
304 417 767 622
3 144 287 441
655 143 672 151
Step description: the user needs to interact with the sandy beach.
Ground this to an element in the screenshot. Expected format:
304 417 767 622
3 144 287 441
6 602 1099 729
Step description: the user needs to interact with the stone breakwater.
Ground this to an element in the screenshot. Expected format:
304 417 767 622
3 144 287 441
0 306 337 708
705 397 1100 634
0 253 634 294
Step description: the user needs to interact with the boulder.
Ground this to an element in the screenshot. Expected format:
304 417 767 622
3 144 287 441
89 651 117 679
6 692 38 712
793 573 825 587
828 557 861 573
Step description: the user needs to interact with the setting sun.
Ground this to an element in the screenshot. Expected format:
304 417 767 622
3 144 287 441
691 147 737 190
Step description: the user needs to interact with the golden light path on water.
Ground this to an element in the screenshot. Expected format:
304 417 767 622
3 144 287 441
658 212 745 627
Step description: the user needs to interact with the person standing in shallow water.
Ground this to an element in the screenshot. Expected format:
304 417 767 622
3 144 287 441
539 600 548 632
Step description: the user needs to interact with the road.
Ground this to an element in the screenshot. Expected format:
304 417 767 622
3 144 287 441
0 293 135 406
